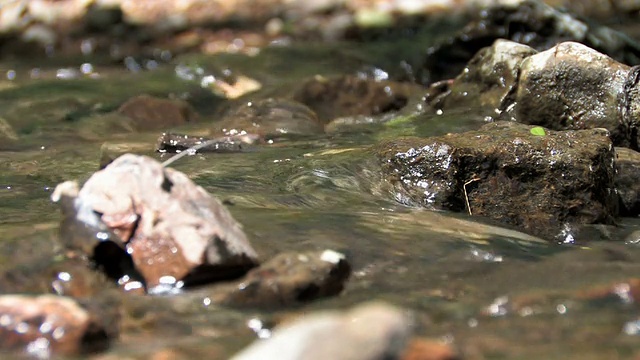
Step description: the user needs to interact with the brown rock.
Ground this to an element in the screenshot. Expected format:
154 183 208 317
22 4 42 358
426 39 538 116
379 121 617 241
0 294 112 357
210 249 350 307
118 94 199 131
516 42 634 147
401 338 459 360
212 98 324 139
53 154 258 291
615 147 640 216
232 302 411 360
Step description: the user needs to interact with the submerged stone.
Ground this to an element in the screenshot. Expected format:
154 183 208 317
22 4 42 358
211 98 324 139
232 302 410 360
52 154 259 291
0 294 113 357
294 75 417 123
378 122 617 241
118 94 199 131
210 249 350 307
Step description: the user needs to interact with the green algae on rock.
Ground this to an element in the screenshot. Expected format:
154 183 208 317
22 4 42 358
378 122 617 241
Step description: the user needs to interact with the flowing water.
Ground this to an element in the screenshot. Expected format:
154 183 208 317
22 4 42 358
3 31 640 359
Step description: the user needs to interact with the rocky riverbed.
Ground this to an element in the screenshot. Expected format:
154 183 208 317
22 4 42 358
3 0 640 359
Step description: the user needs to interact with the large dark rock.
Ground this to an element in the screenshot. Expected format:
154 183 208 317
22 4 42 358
378 121 617 241
52 154 259 292
0 294 113 357
210 249 350 307
421 0 640 84
427 40 640 149
516 42 635 148
615 147 640 217
231 302 410 360
425 39 537 115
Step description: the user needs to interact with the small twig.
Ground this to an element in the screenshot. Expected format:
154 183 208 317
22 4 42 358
463 176 480 215
161 138 227 168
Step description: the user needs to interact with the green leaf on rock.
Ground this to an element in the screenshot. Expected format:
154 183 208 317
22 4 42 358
530 126 546 136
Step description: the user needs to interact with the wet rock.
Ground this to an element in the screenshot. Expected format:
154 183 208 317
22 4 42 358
378 121 617 241
615 147 640 216
421 0 640 83
516 42 635 147
0 294 112 357
52 154 258 291
210 249 350 307
425 39 537 114
294 75 417 123
117 94 199 131
231 302 410 360
0 254 118 300
212 98 324 139
401 338 459 360
428 40 640 149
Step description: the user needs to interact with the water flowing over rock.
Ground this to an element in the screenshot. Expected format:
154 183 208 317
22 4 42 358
211 98 324 139
209 249 351 307
52 154 259 292
378 121 617 241
232 302 411 360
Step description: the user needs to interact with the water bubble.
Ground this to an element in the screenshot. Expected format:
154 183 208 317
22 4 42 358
80 63 93 74
145 60 159 71
56 68 79 80
57 272 71 282
26 337 50 360
15 322 29 334
0 314 12 326
556 304 567 314
30 68 41 79
124 57 142 73
39 321 53 334
160 50 172 62
52 327 65 340
80 39 95 55
486 296 509 316
123 281 144 292
247 318 271 339
624 319 640 335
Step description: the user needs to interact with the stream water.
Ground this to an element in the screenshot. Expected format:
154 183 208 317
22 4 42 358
3 27 640 359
